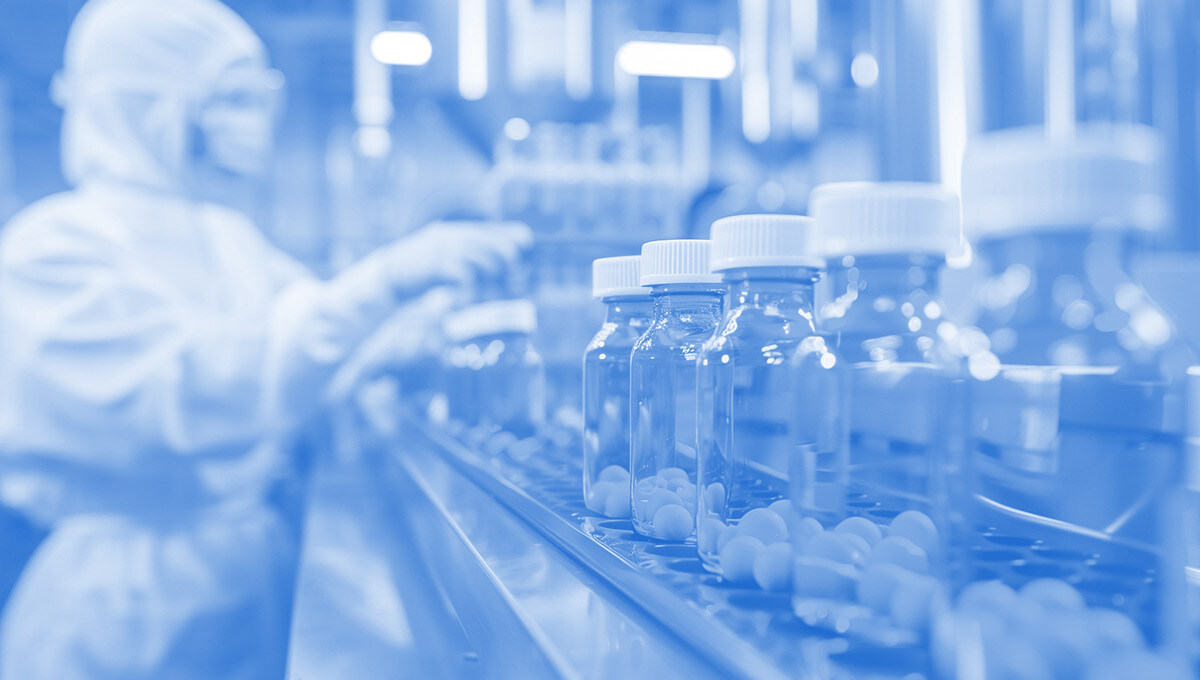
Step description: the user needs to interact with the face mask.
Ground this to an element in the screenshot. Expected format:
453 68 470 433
195 66 284 177
198 103 275 177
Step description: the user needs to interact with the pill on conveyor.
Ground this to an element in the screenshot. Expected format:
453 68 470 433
636 487 684 518
719 535 766 584
857 562 913 612
1087 608 1144 650
1004 598 1049 636
671 480 697 497
835 516 883 547
787 516 824 548
586 480 618 513
1019 578 1086 611
698 517 727 554
652 504 694 541
716 522 740 553
1025 610 1102 680
602 485 631 518
736 508 789 544
672 482 698 517
870 535 929 573
767 501 806 541
887 510 940 555
660 467 690 484
752 542 793 592
889 573 940 631
838 532 872 558
957 580 1017 614
804 531 868 567
793 556 857 601
987 635 1055 680
598 465 630 483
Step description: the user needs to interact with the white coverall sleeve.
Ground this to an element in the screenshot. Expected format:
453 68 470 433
0 223 399 465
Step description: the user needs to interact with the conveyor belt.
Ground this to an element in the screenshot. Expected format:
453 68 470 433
355 390 932 679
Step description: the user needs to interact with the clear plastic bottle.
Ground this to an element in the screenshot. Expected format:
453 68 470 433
583 255 652 518
813 182 963 550
739 183 964 640
630 239 724 541
442 298 546 440
953 125 1191 655
695 215 844 586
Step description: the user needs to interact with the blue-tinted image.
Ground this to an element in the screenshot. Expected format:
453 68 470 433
0 1 1198 678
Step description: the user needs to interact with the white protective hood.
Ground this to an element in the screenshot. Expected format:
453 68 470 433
57 0 266 190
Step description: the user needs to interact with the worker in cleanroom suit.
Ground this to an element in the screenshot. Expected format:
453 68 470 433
0 0 531 678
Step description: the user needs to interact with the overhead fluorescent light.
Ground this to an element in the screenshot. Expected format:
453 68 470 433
370 30 433 66
458 0 488 100
615 40 735 80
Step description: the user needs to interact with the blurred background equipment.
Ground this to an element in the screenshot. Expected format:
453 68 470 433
3 0 1198 412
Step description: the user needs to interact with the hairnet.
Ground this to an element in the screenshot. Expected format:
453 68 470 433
57 0 267 189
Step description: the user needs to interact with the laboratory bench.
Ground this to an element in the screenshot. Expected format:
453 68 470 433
287 382 932 680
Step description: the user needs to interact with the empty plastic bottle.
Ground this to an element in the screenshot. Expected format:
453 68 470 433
630 240 724 541
442 298 546 440
695 215 844 586
957 124 1192 649
583 255 652 518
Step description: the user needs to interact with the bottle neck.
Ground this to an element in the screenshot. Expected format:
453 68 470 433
721 266 819 318
826 254 943 302
649 283 725 318
973 227 1136 332
975 228 1121 283
970 226 1173 369
602 297 653 325
824 254 946 364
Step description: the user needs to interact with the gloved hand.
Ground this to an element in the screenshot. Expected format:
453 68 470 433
372 220 534 299
327 287 457 400
270 220 534 424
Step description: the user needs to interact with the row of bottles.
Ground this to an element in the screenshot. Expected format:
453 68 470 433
580 124 1198 678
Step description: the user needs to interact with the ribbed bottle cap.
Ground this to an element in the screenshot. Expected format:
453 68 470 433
809 182 961 257
640 239 723 286
443 299 538 343
592 255 648 299
961 124 1168 239
708 214 824 271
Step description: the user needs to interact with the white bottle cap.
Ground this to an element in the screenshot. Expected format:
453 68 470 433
592 255 648 299
961 123 1168 239
708 214 824 271
443 299 538 343
809 182 961 257
640 239 723 286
